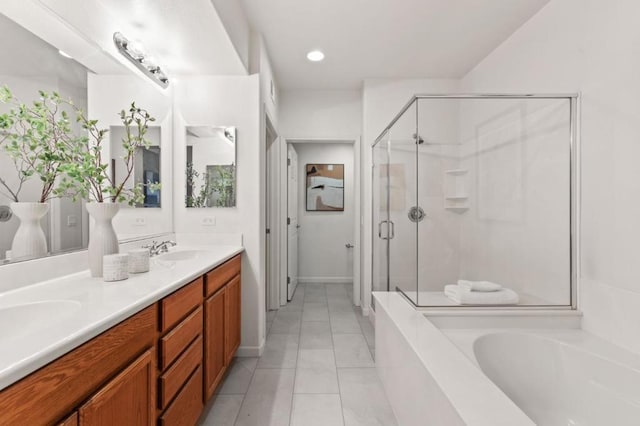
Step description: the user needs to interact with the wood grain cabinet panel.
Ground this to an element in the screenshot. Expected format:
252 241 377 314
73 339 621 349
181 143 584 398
58 412 78 426
225 275 241 364
204 288 226 401
79 349 154 426
158 335 202 410
159 366 203 426
205 255 240 297
159 307 203 370
160 277 203 333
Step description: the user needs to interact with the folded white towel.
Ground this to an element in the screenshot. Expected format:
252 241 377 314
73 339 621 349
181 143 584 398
445 284 519 305
457 279 502 292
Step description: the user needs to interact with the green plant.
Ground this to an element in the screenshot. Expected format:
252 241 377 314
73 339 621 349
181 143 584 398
57 103 158 205
0 87 77 203
209 164 235 207
185 161 211 208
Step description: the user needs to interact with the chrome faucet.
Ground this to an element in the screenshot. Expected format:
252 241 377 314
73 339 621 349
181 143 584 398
143 240 177 257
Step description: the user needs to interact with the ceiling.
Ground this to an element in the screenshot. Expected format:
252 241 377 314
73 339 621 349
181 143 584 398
93 0 247 75
241 0 551 90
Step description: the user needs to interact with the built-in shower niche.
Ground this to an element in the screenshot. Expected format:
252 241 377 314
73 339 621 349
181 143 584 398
443 168 469 213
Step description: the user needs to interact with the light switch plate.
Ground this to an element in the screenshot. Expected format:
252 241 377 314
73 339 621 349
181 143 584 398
133 217 146 227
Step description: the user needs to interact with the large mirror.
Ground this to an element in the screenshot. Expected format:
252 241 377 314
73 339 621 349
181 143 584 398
0 5 169 265
0 13 92 263
110 126 162 208
185 126 237 208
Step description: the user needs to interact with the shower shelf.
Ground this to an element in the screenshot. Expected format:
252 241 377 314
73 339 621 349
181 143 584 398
445 206 469 213
444 169 468 175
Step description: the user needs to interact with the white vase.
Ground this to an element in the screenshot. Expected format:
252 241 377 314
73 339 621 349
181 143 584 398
86 203 120 277
9 202 49 261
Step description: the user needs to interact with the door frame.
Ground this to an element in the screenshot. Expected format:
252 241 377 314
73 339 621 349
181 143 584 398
280 137 361 308
265 113 280 311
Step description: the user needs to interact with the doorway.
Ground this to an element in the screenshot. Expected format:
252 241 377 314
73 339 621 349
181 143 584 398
283 139 361 307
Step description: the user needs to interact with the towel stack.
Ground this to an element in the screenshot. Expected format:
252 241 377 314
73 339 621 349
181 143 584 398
444 280 519 305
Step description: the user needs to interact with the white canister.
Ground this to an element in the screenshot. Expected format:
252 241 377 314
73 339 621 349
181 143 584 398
103 253 129 282
128 248 150 273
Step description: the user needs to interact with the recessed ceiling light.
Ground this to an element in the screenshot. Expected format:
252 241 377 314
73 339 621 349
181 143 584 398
58 50 72 59
307 50 325 62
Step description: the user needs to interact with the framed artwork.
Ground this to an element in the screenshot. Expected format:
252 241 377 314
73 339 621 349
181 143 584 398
306 163 344 211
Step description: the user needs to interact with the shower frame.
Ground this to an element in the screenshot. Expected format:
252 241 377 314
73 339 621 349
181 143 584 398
372 93 580 310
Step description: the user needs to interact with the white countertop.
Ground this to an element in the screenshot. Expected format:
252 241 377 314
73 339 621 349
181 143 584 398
0 245 243 391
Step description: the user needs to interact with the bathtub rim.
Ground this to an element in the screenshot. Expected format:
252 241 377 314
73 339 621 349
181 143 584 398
373 291 535 426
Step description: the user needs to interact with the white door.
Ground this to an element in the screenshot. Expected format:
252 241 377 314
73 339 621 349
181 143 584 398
287 144 299 300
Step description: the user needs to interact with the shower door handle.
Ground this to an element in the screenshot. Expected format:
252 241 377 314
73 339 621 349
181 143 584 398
378 221 387 239
378 220 395 240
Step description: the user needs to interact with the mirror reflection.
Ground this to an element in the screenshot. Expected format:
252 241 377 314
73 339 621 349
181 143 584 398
110 126 162 208
0 13 89 263
185 126 236 208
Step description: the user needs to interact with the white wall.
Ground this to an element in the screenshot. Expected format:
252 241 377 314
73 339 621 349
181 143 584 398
279 90 362 138
294 143 355 283
460 0 640 353
174 75 264 355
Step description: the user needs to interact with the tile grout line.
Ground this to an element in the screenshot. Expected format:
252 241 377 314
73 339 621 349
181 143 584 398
287 284 306 426
329 283 349 426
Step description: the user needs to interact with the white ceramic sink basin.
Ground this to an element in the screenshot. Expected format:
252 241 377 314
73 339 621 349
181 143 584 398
0 300 82 341
157 250 204 261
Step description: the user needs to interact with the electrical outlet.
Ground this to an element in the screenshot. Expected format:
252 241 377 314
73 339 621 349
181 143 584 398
201 216 216 226
67 215 77 227
133 217 146 227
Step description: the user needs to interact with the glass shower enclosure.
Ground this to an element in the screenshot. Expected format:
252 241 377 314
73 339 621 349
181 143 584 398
372 94 578 308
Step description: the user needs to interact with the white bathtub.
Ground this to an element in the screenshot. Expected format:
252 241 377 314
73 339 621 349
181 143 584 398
374 292 640 426
470 332 640 425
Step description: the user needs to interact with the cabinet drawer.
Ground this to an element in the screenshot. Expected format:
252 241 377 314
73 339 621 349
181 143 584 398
160 277 203 333
159 307 203 370
159 366 203 426
159 335 202 409
206 255 241 296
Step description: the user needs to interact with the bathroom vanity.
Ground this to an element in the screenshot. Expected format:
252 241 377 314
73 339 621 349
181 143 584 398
0 249 242 425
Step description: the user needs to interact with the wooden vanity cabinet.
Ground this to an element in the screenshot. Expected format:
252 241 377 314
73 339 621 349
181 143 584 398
0 304 157 426
204 255 242 401
78 350 155 426
157 277 204 426
0 253 242 426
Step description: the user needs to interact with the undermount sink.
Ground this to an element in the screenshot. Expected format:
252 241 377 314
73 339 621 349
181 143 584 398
157 250 204 261
0 300 82 341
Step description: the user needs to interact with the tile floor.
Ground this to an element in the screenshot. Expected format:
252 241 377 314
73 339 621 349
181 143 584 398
200 282 397 426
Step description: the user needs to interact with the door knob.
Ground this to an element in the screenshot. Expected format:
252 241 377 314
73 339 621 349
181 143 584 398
345 243 354 248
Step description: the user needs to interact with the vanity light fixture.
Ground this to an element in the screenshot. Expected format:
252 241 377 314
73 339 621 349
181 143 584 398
113 32 169 89
306 50 325 62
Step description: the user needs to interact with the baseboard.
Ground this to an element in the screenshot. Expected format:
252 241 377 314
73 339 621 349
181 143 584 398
236 339 265 357
298 276 353 284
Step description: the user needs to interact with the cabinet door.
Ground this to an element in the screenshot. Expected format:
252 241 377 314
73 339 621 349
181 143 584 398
58 412 78 426
204 288 226 401
225 275 241 364
79 350 154 426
